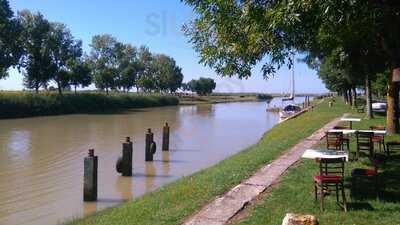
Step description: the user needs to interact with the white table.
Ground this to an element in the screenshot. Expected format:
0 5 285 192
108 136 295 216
328 129 387 135
340 117 361 129
302 149 349 161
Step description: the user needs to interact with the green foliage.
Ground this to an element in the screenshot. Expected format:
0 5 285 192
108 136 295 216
152 54 183 92
18 10 53 92
47 22 82 94
188 77 216 95
256 93 273 101
0 0 23 78
69 59 92 93
0 92 178 119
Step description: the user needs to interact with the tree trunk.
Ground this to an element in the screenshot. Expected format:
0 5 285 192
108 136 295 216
106 88 109 95
56 80 63 95
348 89 353 107
387 68 400 134
352 87 357 108
74 85 77 94
365 75 373 119
343 90 349 104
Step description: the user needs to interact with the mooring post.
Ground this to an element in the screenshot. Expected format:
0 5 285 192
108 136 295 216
162 122 170 151
116 137 133 176
145 129 154 161
84 149 97 202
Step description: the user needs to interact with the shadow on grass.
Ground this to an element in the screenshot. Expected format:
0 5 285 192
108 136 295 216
347 202 375 211
348 154 400 204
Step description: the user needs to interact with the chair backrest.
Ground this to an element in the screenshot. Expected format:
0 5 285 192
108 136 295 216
326 131 343 150
370 125 385 131
318 157 346 177
356 131 374 155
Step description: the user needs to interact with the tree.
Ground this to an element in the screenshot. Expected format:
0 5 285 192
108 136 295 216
152 54 183 93
47 22 83 95
115 43 138 92
136 46 153 92
69 59 92 94
183 0 400 133
0 0 23 79
18 10 52 93
89 34 120 94
188 77 216 95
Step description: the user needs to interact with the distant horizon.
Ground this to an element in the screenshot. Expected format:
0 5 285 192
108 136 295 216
2 0 329 94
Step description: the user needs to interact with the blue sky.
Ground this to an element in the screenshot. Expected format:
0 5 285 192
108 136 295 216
3 0 327 93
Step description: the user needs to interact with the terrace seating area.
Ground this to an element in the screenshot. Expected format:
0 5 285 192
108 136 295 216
302 116 399 212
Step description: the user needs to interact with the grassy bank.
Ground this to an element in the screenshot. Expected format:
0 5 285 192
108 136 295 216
234 112 400 224
0 92 179 119
66 98 348 225
178 93 260 105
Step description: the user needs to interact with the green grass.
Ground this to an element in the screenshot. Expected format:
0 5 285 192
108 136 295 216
66 98 348 225
0 92 179 119
234 111 400 225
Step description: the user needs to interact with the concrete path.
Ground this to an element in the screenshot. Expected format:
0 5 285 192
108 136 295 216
183 116 343 225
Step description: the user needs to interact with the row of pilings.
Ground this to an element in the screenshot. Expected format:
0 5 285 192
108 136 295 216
83 122 170 202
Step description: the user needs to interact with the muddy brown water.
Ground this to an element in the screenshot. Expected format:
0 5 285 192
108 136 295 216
0 98 307 225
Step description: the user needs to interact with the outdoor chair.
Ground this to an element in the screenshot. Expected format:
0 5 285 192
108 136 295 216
370 125 386 153
386 141 400 156
333 126 350 150
326 131 344 151
313 157 347 211
355 131 374 160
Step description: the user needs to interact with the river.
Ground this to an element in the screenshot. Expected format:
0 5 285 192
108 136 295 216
0 97 307 225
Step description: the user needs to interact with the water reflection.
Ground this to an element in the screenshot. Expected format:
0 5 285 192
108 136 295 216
116 176 133 201
145 163 156 191
161 151 170 175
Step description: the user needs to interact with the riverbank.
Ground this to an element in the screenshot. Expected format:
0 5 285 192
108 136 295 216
234 111 400 225
0 92 178 119
178 93 260 105
66 98 349 225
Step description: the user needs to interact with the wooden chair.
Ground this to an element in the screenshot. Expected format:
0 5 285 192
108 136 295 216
333 126 350 150
386 141 400 156
370 125 386 153
326 131 344 151
355 131 374 160
313 157 347 211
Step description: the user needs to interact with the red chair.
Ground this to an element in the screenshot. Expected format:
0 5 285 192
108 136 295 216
326 131 344 151
314 157 347 211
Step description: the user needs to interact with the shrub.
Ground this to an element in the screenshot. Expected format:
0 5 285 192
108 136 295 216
0 92 179 119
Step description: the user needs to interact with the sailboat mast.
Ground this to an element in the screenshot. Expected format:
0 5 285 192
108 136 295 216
291 55 295 98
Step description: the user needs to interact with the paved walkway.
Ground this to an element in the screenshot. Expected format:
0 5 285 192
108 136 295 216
183 116 343 225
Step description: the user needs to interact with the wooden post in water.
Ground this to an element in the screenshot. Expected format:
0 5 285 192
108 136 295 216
162 122 170 151
116 137 133 176
145 129 154 161
84 149 97 201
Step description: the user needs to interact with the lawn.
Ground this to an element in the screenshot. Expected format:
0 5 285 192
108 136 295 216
66 98 349 225
235 109 400 225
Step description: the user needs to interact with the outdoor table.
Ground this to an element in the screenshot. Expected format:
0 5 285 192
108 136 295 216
340 118 361 129
328 129 386 135
302 149 349 161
